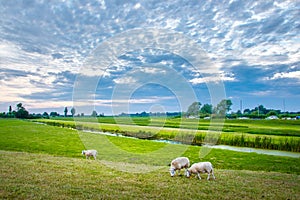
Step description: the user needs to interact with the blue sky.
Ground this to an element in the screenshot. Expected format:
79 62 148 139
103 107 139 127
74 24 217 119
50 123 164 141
0 0 299 115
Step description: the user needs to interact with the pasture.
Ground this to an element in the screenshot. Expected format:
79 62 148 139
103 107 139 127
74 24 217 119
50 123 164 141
0 119 300 199
34 117 300 152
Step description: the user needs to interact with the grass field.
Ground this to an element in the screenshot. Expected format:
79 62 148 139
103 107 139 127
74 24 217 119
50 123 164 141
55 116 300 136
1 151 299 199
0 119 300 199
34 117 300 152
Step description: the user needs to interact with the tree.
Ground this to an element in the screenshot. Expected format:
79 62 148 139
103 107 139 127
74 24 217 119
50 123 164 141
71 107 76 117
256 105 268 115
186 102 201 116
91 110 98 117
50 112 59 117
214 99 232 116
42 112 49 118
8 106 12 114
64 107 68 117
16 103 23 111
243 108 251 114
267 110 278 116
15 103 29 119
200 104 213 114
236 110 242 116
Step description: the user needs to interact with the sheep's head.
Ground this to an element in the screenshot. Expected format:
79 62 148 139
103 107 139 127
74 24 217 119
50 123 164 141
186 170 191 178
169 168 176 177
82 150 86 155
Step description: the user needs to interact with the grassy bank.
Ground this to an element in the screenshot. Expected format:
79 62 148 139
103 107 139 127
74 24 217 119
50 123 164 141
0 119 299 174
33 118 300 152
1 151 299 200
0 119 84 157
1 119 300 199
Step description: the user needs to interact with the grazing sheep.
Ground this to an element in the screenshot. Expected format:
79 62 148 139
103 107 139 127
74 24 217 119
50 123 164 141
82 150 98 160
186 162 215 180
169 157 190 177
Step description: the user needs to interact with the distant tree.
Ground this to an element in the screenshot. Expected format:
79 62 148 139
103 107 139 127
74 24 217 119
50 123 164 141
64 107 68 117
50 112 59 117
200 104 213 114
91 110 98 117
16 103 23 111
71 107 76 117
267 110 278 116
187 102 201 116
0 112 6 118
8 106 12 114
214 99 232 116
256 105 268 115
42 112 49 118
15 103 29 119
243 108 251 114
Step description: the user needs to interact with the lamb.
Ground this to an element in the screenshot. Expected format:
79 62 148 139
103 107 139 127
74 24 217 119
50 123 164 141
169 157 190 177
82 150 98 160
186 161 215 180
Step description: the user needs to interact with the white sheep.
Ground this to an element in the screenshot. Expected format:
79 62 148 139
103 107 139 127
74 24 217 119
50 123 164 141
186 162 215 180
82 150 98 160
169 157 190 177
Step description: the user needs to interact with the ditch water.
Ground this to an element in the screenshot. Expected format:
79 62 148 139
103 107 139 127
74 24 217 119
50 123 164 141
202 145 300 158
81 129 300 158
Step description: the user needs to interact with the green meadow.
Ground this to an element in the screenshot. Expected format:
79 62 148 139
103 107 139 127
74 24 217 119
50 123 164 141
34 117 300 152
0 119 299 199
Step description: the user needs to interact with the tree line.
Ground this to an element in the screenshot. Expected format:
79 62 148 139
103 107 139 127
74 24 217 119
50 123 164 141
0 103 103 119
0 101 299 119
185 100 300 119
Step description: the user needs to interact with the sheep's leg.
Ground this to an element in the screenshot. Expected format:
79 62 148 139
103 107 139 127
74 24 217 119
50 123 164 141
211 170 216 180
197 173 201 180
207 172 210 180
178 169 181 176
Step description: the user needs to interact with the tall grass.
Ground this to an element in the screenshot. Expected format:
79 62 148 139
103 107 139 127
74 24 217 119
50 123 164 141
218 134 300 152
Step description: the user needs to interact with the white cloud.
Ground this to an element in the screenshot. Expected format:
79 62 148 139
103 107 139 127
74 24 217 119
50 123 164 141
133 3 141 10
190 71 236 85
269 71 300 81
139 67 167 74
165 18 181 29
113 76 137 84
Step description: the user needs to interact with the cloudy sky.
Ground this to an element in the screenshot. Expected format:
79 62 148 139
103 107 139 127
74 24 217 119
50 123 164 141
0 0 299 115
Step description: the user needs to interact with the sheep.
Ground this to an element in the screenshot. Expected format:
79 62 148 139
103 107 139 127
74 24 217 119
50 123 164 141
186 162 215 180
82 150 98 160
169 157 190 177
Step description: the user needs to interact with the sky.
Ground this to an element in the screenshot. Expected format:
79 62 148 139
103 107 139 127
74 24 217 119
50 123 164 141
0 0 299 115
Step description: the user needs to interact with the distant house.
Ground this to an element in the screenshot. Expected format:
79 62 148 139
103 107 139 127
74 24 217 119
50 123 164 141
266 115 279 120
238 117 250 120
